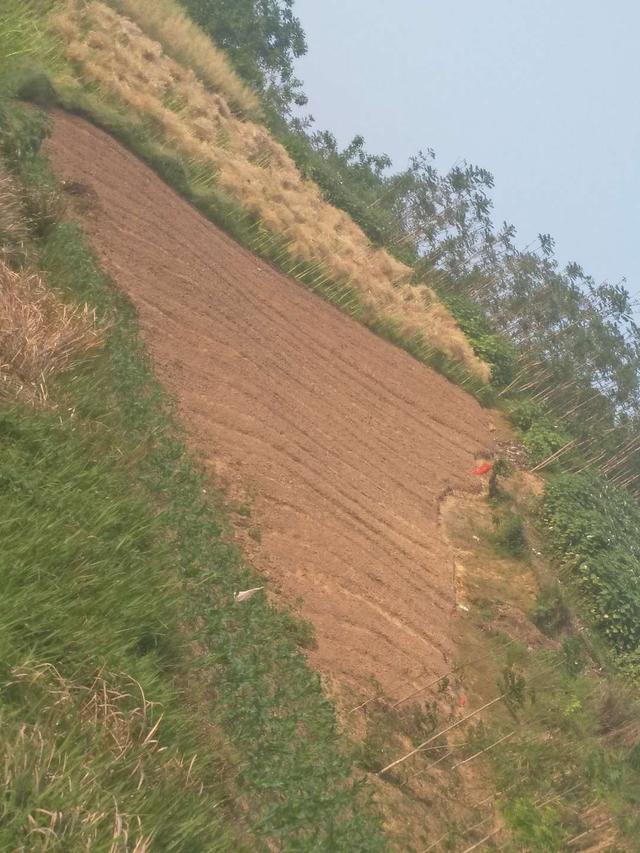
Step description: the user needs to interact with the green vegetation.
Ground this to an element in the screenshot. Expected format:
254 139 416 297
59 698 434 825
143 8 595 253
545 472 640 669
532 583 572 637
439 291 518 387
492 509 528 559
179 0 307 114
487 648 640 851
0 100 384 850
0 0 55 81
4 0 640 848
432 474 640 850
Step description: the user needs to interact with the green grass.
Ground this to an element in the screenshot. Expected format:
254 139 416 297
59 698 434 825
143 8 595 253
0 1 55 81
463 476 640 851
488 648 640 851
0 102 385 850
491 509 528 559
0 407 239 851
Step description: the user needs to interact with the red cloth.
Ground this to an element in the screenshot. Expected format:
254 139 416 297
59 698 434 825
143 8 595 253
472 462 493 476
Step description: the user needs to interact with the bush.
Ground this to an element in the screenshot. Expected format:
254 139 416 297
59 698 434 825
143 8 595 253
441 292 518 387
505 398 545 432
544 472 640 658
0 100 51 165
532 584 572 636
504 398 575 465
523 418 574 465
493 510 528 558
502 796 564 851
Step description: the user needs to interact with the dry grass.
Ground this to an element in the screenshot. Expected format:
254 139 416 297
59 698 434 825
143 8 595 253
51 0 490 381
0 166 29 266
8 662 166 778
103 0 261 117
2 662 191 851
0 259 103 403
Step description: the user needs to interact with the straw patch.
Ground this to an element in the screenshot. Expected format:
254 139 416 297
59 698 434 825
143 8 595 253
104 0 261 117
0 260 103 404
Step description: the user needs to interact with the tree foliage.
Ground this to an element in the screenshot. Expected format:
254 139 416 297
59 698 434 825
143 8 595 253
179 0 307 112
545 473 640 667
174 0 640 473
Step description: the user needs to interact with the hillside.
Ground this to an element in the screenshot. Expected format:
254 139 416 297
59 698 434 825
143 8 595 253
46 110 495 698
51 0 489 383
2 1 640 851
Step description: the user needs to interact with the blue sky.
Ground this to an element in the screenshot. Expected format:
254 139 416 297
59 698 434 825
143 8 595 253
294 0 640 299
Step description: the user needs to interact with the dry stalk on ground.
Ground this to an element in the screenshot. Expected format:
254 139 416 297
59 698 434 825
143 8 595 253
0 259 103 403
104 0 261 117
3 662 175 850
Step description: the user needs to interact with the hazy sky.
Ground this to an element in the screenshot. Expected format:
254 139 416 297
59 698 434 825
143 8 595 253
294 0 640 299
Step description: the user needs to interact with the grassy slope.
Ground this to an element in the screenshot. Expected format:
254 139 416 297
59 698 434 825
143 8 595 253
445 479 640 850
350 477 640 850
0 99 385 849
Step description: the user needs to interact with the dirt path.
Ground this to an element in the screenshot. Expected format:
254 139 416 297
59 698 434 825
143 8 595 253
46 111 496 698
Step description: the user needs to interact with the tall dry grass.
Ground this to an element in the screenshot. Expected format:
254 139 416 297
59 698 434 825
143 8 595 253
2 662 198 850
51 0 489 381
105 0 261 117
0 259 103 403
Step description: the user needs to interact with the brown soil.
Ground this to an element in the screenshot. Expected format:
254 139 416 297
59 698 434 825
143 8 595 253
46 111 496 698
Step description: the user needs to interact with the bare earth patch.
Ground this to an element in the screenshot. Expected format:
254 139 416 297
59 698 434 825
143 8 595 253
46 112 496 698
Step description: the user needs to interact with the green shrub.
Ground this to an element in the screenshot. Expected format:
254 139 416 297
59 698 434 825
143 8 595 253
502 797 564 851
523 418 574 465
0 100 51 164
493 510 528 558
532 584 572 636
503 397 576 466
545 472 640 659
505 398 545 432
440 292 518 387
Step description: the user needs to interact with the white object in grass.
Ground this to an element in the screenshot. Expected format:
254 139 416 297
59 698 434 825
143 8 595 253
234 586 264 603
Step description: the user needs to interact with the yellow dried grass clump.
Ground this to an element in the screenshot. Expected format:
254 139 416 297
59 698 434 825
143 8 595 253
105 0 261 117
0 259 104 403
52 0 490 381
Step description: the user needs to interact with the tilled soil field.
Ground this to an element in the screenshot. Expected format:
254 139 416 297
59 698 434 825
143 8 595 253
47 112 496 698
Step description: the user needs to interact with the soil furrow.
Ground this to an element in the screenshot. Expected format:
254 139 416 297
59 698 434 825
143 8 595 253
46 111 495 695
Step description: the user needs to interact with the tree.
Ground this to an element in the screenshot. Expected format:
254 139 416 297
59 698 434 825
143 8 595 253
179 0 307 113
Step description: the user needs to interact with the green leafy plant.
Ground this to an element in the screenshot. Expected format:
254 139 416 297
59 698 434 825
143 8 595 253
498 666 528 719
502 797 564 851
532 584 572 637
441 292 518 387
544 472 640 661
493 510 528 558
